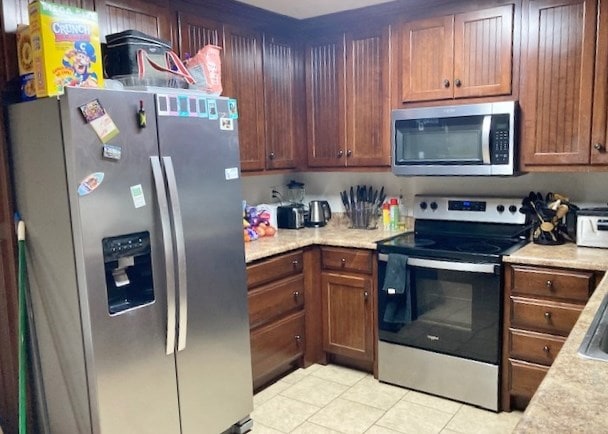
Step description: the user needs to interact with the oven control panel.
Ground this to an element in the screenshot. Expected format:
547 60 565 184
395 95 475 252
414 195 525 224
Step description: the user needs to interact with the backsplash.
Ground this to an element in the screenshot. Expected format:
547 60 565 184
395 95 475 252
241 171 608 215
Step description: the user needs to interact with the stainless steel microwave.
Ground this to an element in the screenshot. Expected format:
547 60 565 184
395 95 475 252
391 101 517 176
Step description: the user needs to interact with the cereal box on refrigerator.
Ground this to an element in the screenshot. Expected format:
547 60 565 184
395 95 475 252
28 0 103 97
16 24 36 101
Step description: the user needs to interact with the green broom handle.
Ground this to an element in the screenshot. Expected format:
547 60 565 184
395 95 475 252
18 221 26 434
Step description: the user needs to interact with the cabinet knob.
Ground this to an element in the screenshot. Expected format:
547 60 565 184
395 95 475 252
454 78 462 87
268 152 276 160
544 311 552 320
337 150 344 158
364 291 369 300
443 79 450 88
543 345 550 353
341 258 346 266
545 280 553 288
346 149 352 157
293 291 300 299
294 335 302 343
292 260 299 267
594 143 605 152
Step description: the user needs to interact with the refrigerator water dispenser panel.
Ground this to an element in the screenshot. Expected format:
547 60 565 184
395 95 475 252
103 231 154 314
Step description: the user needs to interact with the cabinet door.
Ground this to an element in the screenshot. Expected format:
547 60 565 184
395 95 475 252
591 0 608 164
263 34 298 170
400 15 454 102
223 26 265 171
177 14 222 58
306 35 346 167
321 272 373 362
453 5 514 98
99 0 172 41
345 27 391 167
521 0 597 166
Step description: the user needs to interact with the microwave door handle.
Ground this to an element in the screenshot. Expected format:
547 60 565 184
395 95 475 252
481 115 492 164
408 257 497 274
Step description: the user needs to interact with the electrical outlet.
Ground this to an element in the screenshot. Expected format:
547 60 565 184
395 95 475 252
270 186 278 202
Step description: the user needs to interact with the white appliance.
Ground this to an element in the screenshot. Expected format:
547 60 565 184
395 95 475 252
577 208 608 248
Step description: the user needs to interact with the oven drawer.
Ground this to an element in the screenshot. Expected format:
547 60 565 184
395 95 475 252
248 274 304 328
247 250 303 288
508 328 565 366
508 359 549 399
510 296 583 336
322 247 373 274
510 265 594 302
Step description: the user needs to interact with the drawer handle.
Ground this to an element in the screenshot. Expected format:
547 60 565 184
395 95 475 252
364 291 369 300
294 335 302 344
544 311 552 320
292 260 299 267
543 345 550 353
341 258 346 266
545 280 553 288
293 291 300 299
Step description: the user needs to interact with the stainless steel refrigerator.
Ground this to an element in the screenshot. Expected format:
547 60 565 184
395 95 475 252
8 87 253 434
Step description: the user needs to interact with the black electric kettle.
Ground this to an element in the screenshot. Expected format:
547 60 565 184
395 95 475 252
308 200 331 227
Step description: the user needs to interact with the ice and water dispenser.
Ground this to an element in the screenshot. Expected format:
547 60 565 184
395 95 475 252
103 231 155 314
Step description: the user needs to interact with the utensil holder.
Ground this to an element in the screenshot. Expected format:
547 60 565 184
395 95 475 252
347 203 378 229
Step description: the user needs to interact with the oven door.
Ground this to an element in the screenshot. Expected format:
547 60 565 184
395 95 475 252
378 255 501 364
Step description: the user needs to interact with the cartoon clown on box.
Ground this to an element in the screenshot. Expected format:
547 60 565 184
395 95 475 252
62 40 98 87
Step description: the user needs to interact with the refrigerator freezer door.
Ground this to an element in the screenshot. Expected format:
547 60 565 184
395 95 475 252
156 95 253 433
62 88 181 433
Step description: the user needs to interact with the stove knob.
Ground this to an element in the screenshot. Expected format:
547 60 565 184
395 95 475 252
420 201 428 210
496 205 505 213
430 202 438 210
509 205 518 213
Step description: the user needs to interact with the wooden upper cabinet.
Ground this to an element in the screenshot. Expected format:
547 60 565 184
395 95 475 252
262 34 298 170
454 5 513 98
401 16 454 102
591 0 608 164
223 25 265 171
98 0 172 41
520 0 596 166
400 5 513 103
177 14 223 58
306 35 346 167
345 27 391 167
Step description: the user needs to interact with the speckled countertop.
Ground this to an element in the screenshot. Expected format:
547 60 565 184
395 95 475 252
244 215 410 263
507 242 608 433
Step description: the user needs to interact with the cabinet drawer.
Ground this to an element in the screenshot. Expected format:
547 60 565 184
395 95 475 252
508 359 549 399
511 265 594 302
511 296 583 336
250 311 305 381
247 250 303 288
509 329 565 366
321 247 372 274
249 274 304 329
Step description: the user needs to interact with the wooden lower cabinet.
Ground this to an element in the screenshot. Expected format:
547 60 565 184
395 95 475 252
502 263 603 410
247 250 306 390
321 247 376 371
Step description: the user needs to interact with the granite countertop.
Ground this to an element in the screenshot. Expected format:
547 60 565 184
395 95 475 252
244 216 410 263
507 242 608 432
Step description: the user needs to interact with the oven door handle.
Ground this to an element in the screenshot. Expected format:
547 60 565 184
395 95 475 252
379 254 497 274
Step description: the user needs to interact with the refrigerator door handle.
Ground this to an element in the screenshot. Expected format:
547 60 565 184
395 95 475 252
163 156 188 352
151 157 177 355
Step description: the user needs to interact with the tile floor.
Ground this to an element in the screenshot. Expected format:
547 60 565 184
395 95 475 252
251 364 522 434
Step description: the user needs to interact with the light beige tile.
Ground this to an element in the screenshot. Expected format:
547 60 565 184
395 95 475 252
401 390 462 415
281 364 323 385
309 398 384 434
341 376 408 410
254 380 292 407
291 421 343 434
375 400 453 434
365 425 404 434
281 375 349 407
249 422 285 434
439 429 462 434
252 395 320 433
445 405 523 434
311 364 368 386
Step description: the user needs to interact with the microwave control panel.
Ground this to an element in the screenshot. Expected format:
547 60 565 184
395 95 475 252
491 115 510 165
